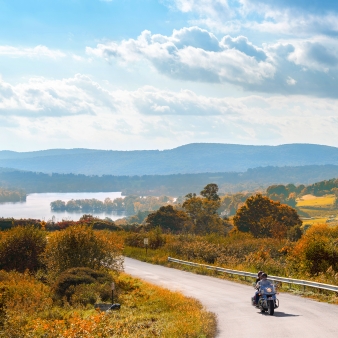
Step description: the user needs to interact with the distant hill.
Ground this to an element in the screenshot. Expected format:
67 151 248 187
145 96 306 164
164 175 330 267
1 143 338 176
1 165 338 196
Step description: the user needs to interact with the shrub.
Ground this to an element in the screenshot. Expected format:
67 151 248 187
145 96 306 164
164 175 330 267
125 227 166 250
148 227 166 249
290 224 338 275
53 267 113 305
0 226 47 272
0 270 52 335
44 225 123 277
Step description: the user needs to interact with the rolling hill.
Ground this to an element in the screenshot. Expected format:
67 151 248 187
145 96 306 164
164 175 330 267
1 143 338 176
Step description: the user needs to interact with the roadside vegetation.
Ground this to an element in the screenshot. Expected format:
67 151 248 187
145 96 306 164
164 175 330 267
116 184 338 291
2 178 338 335
0 224 215 337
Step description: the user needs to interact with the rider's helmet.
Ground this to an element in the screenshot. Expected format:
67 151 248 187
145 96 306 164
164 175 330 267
257 271 263 277
261 273 268 279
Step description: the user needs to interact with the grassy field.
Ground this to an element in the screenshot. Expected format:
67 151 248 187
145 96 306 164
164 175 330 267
297 194 338 223
1 271 217 338
297 194 335 207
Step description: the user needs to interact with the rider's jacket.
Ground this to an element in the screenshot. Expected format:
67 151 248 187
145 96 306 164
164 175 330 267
256 279 272 289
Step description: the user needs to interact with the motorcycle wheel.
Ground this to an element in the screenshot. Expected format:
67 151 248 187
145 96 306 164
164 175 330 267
267 300 274 315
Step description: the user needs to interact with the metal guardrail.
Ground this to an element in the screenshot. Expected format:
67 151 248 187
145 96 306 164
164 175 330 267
168 257 338 293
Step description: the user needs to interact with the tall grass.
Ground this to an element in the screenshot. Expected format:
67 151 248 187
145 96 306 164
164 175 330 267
0 271 216 337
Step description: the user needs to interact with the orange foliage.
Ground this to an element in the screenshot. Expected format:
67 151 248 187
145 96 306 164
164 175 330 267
290 224 338 276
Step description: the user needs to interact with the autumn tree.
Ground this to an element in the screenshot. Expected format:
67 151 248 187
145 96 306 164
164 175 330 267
233 194 302 238
183 184 230 235
0 226 47 272
290 224 338 275
145 205 188 232
200 183 220 201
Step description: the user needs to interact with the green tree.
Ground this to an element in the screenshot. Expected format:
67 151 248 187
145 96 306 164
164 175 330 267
233 194 302 238
200 183 220 201
182 184 230 235
146 205 188 232
0 226 47 272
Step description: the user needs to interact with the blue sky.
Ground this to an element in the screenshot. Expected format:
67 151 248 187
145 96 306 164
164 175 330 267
1 0 338 151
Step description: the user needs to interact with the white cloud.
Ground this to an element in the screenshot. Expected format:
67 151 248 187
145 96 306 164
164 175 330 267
87 27 338 97
286 38 338 71
168 0 338 36
0 45 66 59
0 74 117 117
1 75 338 150
87 27 275 86
286 76 296 85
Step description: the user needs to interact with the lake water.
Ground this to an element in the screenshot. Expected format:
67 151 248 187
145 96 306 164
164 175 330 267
0 192 125 221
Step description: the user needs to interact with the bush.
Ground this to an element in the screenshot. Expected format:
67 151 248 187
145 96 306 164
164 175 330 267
0 270 52 335
290 224 338 275
0 226 47 272
125 227 166 250
53 267 113 305
44 225 123 277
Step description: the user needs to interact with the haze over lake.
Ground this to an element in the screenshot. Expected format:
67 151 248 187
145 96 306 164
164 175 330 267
0 192 124 221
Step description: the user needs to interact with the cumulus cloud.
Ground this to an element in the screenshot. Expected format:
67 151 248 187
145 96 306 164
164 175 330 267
87 27 338 97
0 74 117 117
87 27 275 86
0 45 66 59
168 0 338 36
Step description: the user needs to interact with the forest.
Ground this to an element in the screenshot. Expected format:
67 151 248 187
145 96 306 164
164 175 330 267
2 164 338 196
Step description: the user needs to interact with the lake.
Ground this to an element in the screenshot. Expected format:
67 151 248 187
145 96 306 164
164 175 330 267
0 192 125 221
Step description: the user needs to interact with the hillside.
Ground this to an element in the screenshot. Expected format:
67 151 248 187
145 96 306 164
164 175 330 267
1 165 338 195
1 143 338 176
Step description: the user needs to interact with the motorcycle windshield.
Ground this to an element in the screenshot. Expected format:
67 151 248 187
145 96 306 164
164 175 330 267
261 284 275 294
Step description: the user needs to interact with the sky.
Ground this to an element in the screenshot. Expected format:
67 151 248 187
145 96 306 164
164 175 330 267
1 0 338 151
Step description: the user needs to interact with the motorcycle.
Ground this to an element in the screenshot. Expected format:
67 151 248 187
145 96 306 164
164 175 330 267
251 282 279 315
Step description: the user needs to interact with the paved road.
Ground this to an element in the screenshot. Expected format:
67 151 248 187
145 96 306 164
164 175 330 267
124 257 338 338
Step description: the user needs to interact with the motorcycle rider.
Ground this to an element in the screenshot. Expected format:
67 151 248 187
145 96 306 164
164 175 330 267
255 273 271 305
255 271 264 284
253 271 264 306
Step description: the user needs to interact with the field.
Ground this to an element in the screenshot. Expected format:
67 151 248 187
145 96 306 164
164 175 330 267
297 194 338 225
297 194 335 207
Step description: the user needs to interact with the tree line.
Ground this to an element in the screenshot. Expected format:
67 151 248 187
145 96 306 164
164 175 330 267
2 164 338 195
50 195 174 214
0 187 26 203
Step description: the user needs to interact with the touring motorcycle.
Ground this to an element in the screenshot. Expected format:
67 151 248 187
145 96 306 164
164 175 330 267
251 282 279 315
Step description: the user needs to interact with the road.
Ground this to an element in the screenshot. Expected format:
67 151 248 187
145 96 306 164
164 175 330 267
124 257 338 338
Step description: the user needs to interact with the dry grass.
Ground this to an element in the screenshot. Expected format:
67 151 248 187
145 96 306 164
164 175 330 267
297 194 335 207
302 218 328 226
0 271 216 338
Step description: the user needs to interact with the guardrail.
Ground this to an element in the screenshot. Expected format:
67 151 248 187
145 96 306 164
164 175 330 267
168 257 338 293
